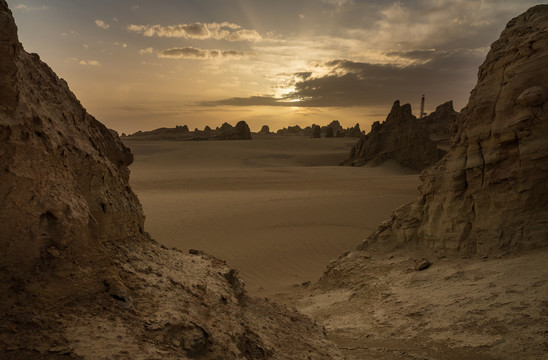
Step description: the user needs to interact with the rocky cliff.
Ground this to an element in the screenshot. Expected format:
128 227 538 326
313 7 548 359
342 100 446 170
326 3 548 269
0 1 340 358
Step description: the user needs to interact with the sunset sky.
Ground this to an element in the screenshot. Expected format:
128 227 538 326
11 0 542 134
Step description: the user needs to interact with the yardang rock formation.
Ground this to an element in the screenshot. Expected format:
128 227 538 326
315 6 548 359
0 1 340 359
348 5 548 256
342 100 455 170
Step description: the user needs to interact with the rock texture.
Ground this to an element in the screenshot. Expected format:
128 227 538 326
342 100 446 170
421 100 458 151
326 4 548 268
0 2 340 359
313 7 548 359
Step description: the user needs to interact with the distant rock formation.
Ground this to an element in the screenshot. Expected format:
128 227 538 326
258 125 270 135
0 2 340 358
322 120 343 137
327 4 548 262
219 121 252 140
312 124 321 138
342 100 446 170
276 121 362 138
125 121 252 141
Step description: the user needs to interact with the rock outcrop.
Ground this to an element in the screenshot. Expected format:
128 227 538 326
258 125 270 135
0 2 340 358
342 100 445 170
420 100 458 151
315 7 548 359
326 4 548 267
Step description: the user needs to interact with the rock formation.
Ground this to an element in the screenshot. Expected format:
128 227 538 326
275 122 362 137
326 3 548 267
342 100 446 170
312 124 321 138
0 2 339 358
124 121 252 141
322 120 343 137
258 125 270 135
315 7 548 358
420 100 458 151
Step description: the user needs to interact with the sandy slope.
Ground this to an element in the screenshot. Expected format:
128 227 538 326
124 136 420 295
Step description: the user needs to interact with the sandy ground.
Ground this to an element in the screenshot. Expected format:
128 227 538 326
124 136 420 296
124 136 547 359
282 247 548 360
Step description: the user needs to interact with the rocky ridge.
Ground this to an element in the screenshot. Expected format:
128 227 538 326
0 1 340 359
314 6 548 358
342 100 449 170
124 120 252 141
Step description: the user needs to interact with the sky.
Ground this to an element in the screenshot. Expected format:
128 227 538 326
10 0 543 134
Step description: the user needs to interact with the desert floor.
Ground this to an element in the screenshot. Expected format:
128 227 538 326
125 136 547 359
124 135 420 296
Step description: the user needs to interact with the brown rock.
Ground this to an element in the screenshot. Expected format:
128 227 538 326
342 100 446 170
329 4 548 263
0 2 340 359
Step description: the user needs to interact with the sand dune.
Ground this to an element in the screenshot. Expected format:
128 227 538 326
125 136 420 295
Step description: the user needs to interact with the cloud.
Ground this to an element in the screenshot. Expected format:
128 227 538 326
67 58 101 66
139 47 155 55
322 0 352 7
79 60 101 66
14 4 47 11
95 19 110 29
127 22 262 41
199 48 484 108
157 47 254 60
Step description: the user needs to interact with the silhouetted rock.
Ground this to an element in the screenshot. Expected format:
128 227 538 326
258 125 270 135
322 120 343 137
125 121 252 141
342 100 444 170
0 2 339 358
312 124 321 138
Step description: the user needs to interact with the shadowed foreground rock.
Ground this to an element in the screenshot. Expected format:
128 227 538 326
0 1 340 359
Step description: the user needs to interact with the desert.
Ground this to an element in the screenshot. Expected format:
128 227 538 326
1 1 548 360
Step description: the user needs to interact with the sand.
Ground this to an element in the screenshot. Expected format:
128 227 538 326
124 136 420 296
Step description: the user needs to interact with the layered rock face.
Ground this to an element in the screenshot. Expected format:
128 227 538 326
342 100 445 170
334 5 548 259
0 2 339 358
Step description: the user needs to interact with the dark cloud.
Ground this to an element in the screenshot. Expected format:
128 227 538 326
199 48 484 109
198 96 296 107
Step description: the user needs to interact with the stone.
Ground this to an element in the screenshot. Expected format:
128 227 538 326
342 100 446 170
0 2 340 358
331 4 548 260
